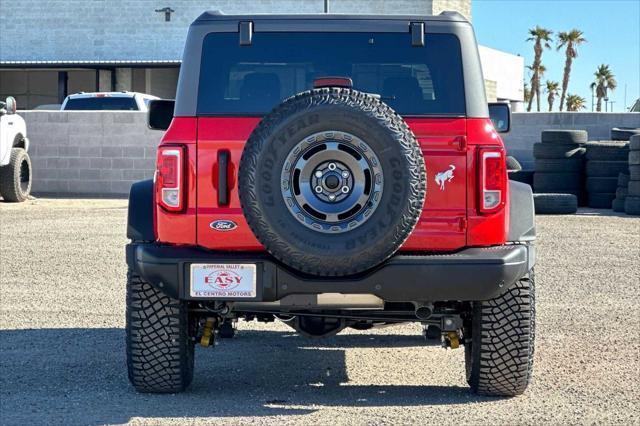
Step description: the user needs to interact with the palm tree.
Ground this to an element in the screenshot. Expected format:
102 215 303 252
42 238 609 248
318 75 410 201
524 83 531 105
545 80 560 111
591 64 617 112
565 93 587 111
556 29 586 111
527 64 547 112
526 26 553 112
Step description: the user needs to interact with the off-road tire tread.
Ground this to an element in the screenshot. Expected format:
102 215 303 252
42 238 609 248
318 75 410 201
239 87 425 276
126 270 194 393
467 271 535 396
0 148 31 202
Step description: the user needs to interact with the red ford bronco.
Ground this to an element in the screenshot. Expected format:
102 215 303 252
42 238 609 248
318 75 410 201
126 11 536 396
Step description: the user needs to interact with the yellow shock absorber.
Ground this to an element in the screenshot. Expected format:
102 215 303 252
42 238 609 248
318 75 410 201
447 331 460 349
200 317 215 347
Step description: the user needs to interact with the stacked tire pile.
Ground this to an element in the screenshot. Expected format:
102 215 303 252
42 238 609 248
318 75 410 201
612 173 629 212
532 130 586 214
584 141 630 208
625 134 640 215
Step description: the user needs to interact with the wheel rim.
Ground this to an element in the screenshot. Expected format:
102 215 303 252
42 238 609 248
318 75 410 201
19 158 30 194
281 131 383 233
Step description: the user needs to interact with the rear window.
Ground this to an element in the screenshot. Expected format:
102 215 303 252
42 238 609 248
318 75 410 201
197 32 465 116
63 97 138 111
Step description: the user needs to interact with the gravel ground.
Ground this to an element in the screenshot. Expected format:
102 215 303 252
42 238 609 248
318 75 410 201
1 198 639 426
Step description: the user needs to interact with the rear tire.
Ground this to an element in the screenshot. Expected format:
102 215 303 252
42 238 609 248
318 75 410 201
465 270 535 397
126 269 194 393
0 148 32 202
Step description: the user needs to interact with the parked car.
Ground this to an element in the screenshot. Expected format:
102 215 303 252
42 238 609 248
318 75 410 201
0 97 32 202
126 11 536 397
60 92 158 111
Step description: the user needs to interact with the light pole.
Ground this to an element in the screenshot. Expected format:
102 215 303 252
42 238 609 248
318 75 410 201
604 97 609 112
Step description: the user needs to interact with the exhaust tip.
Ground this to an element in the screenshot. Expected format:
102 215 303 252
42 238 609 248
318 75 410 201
415 304 433 320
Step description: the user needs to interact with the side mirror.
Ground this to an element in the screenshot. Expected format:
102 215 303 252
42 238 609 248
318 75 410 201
5 96 17 114
148 99 175 131
488 102 511 133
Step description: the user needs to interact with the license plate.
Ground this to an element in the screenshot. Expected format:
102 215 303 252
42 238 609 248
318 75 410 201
190 263 257 298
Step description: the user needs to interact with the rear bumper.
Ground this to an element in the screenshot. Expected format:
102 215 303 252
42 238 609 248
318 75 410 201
126 243 534 303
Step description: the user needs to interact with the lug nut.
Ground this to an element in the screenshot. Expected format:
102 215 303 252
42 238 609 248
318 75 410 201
341 186 350 193
342 171 349 178
328 163 336 170
315 170 323 178
315 186 323 193
328 194 336 201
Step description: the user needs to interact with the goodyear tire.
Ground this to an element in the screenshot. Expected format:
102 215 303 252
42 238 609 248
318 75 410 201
540 129 587 144
611 127 640 141
0 148 32 202
239 88 425 276
126 270 194 393
585 141 630 161
587 192 616 209
533 143 585 159
534 158 583 173
625 196 640 215
465 270 535 396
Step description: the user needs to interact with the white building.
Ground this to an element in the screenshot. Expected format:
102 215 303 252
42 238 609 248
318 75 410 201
0 0 523 109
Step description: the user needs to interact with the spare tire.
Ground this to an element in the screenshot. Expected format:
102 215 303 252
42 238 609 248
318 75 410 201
611 127 640 141
540 129 587 144
239 88 426 276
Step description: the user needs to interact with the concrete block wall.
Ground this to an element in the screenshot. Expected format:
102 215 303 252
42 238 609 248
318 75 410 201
502 113 640 170
20 111 640 196
1 0 467 63
23 111 160 196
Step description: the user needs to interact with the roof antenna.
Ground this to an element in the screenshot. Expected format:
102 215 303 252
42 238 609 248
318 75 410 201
324 0 329 13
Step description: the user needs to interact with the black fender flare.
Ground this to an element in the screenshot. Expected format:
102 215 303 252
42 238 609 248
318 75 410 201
127 179 155 242
507 180 535 242
507 180 536 269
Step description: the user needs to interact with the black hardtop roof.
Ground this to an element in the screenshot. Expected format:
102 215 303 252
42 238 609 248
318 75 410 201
194 10 469 24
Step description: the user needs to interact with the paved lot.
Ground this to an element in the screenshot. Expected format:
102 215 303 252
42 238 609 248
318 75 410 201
1 198 639 425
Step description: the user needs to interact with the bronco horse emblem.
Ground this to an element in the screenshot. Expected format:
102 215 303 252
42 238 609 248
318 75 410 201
435 165 456 190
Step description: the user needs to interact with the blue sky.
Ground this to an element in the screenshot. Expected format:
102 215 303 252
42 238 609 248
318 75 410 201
473 0 640 112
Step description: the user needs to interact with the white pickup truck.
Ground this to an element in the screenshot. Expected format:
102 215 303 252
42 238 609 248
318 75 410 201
0 97 32 202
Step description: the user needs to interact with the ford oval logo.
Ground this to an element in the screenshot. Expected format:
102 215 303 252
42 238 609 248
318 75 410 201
210 220 237 231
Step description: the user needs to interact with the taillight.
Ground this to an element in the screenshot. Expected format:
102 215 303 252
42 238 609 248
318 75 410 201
156 145 185 211
478 148 506 214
